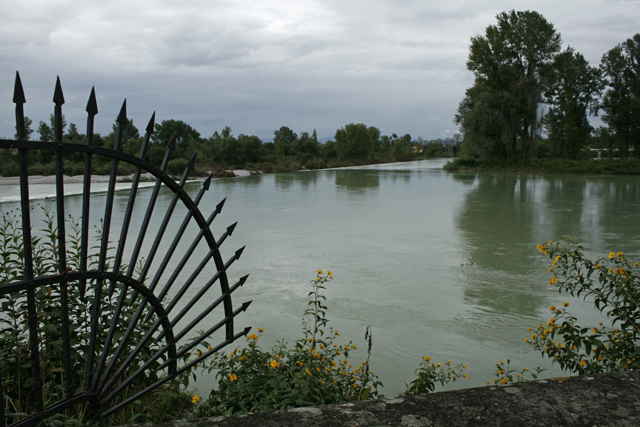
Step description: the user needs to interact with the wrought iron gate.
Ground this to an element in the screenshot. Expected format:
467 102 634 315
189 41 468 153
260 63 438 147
0 72 251 426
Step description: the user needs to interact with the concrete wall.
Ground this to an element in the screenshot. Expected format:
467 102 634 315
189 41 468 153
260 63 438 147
135 370 639 426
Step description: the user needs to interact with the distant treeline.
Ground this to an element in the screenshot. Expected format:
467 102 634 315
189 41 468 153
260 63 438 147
455 10 639 164
3 118 460 177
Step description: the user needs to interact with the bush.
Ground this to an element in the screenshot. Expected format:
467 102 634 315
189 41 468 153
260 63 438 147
192 271 383 416
529 241 640 374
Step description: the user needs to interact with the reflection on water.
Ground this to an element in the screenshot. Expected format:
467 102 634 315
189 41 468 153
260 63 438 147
2 160 639 398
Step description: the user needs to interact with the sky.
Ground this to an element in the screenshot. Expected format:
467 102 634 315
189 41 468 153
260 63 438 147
1 0 638 142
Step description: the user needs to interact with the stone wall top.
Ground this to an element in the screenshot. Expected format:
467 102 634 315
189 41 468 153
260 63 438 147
130 370 639 426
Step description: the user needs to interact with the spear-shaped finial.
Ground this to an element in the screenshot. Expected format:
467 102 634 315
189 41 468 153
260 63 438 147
117 99 127 124
53 76 65 106
13 71 25 105
146 112 156 134
53 76 65 142
86 87 98 116
14 71 26 140
86 87 98 146
186 151 198 170
113 100 127 151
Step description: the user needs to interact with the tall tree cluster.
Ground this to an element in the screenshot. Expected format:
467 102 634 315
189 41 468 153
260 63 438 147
455 10 639 162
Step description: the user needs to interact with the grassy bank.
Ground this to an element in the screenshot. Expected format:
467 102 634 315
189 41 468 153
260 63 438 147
444 158 640 175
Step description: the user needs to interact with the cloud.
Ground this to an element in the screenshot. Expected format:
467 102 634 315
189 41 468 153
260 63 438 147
0 0 638 140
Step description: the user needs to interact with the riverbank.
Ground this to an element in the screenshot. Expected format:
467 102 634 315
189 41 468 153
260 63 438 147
444 157 640 174
0 170 252 186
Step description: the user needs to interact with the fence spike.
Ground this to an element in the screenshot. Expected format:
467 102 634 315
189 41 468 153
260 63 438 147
235 246 246 259
13 71 25 104
217 197 226 211
187 151 198 169
53 76 65 105
203 173 213 191
117 99 127 124
227 221 238 236
146 111 156 134
86 87 98 116
13 72 26 141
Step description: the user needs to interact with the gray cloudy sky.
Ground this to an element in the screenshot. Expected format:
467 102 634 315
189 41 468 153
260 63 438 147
1 0 638 141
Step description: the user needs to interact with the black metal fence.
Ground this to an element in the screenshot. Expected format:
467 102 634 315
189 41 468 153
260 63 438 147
0 72 251 427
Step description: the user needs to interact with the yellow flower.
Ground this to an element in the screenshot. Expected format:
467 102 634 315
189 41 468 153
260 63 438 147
609 252 615 258
306 368 311 375
617 252 623 259
562 302 569 307
334 330 340 337
501 378 508 384
436 363 441 367
238 355 247 361
463 373 467 378
548 240 552 245
549 278 557 285
499 360 504 365
536 244 541 250
229 374 238 381
328 270 333 279
424 356 431 362
580 360 587 367
549 305 556 311
447 360 452 364
525 338 529 343
498 369 504 374
258 327 264 333
593 328 597 334
353 345 358 350
463 364 466 369
317 269 323 275
192 395 200 404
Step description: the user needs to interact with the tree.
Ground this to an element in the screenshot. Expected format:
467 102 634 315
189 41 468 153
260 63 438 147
543 47 603 159
334 124 379 160
600 34 640 157
457 10 562 163
14 116 33 140
273 126 297 157
38 120 53 142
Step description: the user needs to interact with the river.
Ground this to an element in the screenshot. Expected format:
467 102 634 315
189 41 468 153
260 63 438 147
1 158 639 397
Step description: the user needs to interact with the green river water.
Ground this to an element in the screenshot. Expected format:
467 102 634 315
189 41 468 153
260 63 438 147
2 158 639 397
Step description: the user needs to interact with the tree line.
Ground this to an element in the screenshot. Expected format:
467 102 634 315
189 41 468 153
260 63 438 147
455 10 639 163
6 113 460 177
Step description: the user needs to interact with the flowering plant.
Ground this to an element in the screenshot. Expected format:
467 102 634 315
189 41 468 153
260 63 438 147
529 241 640 374
193 271 382 416
402 356 466 395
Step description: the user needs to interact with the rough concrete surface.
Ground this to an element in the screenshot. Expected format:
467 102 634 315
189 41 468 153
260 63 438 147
136 370 640 426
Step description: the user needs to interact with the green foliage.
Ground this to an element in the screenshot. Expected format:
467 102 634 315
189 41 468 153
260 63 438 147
192 271 382 416
443 157 640 175
458 10 562 164
0 206 197 426
334 124 380 160
600 33 640 157
529 241 640 374
402 357 466 395
543 48 603 160
490 359 544 385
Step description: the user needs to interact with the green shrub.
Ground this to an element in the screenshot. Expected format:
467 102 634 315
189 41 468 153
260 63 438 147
192 271 383 416
529 241 640 374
